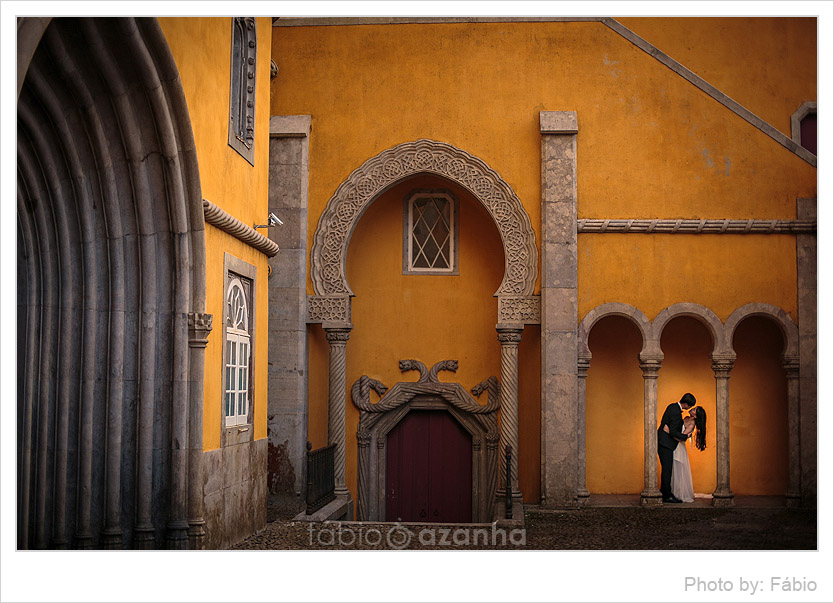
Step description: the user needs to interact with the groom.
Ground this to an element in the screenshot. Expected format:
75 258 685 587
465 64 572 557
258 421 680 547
657 392 696 503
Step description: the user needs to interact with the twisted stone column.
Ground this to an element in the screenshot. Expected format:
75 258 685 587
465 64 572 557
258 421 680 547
712 354 736 507
497 326 523 499
576 352 592 505
356 430 371 520
639 354 663 505
783 355 801 507
325 326 352 498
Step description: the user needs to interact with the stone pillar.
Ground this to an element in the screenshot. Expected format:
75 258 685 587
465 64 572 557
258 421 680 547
325 325 352 499
267 115 311 507
783 355 801 507
576 352 591 505
540 111 579 508
639 353 663 506
497 325 523 499
711 354 736 507
796 197 816 507
187 312 212 549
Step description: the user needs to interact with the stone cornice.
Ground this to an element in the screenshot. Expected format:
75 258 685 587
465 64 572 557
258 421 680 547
578 219 816 235
203 199 280 257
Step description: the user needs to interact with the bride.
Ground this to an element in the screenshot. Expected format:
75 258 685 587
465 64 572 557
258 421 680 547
663 406 707 503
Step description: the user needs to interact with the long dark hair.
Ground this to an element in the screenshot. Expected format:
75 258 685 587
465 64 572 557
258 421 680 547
693 406 707 451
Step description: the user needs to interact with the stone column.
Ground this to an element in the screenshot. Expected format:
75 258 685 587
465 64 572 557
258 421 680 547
783 355 801 507
267 116 311 507
497 326 523 500
711 354 736 507
187 312 212 549
325 325 352 499
639 353 663 505
576 352 592 505
796 197 816 507
540 111 579 508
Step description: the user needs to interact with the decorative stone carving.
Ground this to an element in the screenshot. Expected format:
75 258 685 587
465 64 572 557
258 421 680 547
187 312 213 348
498 295 541 324
310 139 538 298
203 198 280 257
307 295 351 324
577 218 816 234
350 360 500 522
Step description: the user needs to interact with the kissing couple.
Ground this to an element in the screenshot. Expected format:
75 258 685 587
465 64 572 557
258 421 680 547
657 393 708 503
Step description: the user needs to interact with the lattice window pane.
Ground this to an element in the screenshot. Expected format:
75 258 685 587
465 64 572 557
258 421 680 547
410 196 452 270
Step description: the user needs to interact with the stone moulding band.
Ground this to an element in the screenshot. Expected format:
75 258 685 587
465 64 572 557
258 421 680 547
203 198 280 257
577 219 816 234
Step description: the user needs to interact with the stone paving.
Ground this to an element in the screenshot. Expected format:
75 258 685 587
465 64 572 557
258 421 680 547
230 495 816 551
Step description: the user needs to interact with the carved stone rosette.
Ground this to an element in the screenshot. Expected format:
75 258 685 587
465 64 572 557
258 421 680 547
350 360 500 522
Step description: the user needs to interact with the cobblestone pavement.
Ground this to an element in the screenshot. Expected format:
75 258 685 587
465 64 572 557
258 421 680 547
231 504 816 551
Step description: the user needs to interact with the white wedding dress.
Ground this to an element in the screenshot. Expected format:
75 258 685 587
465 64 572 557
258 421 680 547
671 440 695 503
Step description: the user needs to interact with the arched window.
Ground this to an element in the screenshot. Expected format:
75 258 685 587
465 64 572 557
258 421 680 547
225 277 251 426
228 17 257 164
790 101 816 156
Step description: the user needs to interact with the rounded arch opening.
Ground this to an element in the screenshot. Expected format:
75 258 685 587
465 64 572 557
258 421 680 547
658 316 717 495
585 315 644 494
729 316 789 495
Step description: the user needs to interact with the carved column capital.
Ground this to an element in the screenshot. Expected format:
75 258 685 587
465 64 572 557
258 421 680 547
711 354 736 378
782 354 800 379
639 354 663 378
496 327 523 345
577 352 592 378
357 430 372 448
187 312 213 348
325 327 352 344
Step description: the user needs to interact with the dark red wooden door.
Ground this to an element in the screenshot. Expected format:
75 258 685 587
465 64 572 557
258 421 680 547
385 409 472 523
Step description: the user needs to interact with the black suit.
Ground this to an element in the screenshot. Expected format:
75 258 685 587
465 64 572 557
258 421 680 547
657 402 688 498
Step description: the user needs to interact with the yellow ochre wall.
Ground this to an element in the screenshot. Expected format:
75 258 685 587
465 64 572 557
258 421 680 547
160 17 273 450
271 19 815 500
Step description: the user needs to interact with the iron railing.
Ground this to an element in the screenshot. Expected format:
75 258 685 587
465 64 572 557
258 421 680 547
305 441 336 515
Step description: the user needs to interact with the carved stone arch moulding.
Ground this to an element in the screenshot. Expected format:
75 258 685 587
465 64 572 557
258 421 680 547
310 139 538 298
651 303 725 356
722 303 798 358
578 302 652 359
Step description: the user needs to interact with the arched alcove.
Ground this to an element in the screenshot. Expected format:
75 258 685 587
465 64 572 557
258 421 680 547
729 316 789 494
657 316 717 494
584 315 644 494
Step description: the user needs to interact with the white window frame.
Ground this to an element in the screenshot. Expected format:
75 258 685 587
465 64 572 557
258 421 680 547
224 278 251 427
402 190 460 275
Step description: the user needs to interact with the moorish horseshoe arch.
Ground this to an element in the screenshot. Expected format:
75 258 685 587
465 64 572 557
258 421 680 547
310 138 538 300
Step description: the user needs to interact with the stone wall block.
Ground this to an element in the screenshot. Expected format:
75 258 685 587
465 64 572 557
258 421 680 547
269 249 307 289
203 448 222 496
542 241 578 287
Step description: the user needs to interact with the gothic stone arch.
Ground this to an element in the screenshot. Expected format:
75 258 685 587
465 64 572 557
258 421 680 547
308 138 539 325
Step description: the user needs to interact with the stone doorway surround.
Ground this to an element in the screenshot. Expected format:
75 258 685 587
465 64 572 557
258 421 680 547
305 139 541 517
350 360 499 522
